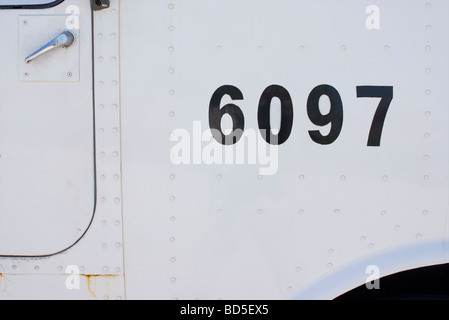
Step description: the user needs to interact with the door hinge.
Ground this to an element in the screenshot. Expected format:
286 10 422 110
91 0 110 11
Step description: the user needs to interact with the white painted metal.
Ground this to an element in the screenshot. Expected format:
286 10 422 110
0 0 447 300
0 0 93 256
0 0 125 300
120 0 449 299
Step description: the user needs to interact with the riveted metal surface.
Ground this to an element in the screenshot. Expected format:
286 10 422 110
0 0 125 300
120 0 449 299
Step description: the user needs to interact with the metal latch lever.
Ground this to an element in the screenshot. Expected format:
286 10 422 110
25 31 75 64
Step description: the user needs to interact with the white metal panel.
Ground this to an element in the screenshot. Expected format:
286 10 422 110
0 0 125 300
120 0 449 299
0 0 94 256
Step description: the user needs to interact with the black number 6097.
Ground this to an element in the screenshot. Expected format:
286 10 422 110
208 84 393 147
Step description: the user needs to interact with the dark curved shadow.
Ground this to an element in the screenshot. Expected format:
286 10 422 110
335 263 449 300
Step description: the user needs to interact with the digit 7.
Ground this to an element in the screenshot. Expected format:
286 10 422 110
356 86 393 147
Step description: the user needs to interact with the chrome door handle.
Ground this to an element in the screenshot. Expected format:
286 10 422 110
25 31 75 64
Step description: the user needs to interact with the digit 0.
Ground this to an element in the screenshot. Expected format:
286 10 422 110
257 85 294 145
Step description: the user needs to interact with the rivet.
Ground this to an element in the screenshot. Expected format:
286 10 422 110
169 174 175 180
170 216 176 222
169 68 175 74
170 257 176 263
170 277 177 283
115 242 121 248
24 72 29 77
168 46 175 52
80 266 85 272
57 266 63 271
425 111 431 117
216 174 222 180
340 175 346 181
170 236 176 242
98 56 104 62
103 266 109 272
168 25 175 32
257 209 263 214
425 25 432 31
101 219 107 225
216 45 222 51
34 266 40 271
382 175 388 181
112 104 118 110
23 20 28 25
112 80 118 86
327 263 333 268
216 209 222 214
424 175 430 180
257 45 263 51
98 33 103 38
425 68 432 74
111 8 117 14
298 209 304 215
257 175 263 180
287 286 293 291
102 243 108 248
115 267 121 272
100 174 106 180
360 236 366 241
110 33 117 39
98 104 104 109
169 111 175 118
380 210 387 216
425 89 431 96
104 295 109 300
422 209 429 215
170 195 176 201
340 45 347 51
424 133 431 139
298 174 305 180
113 174 120 180
11 265 17 270
394 225 400 230
67 72 73 77
295 266 302 272
113 151 119 157
99 128 104 133
368 243 374 248
114 220 120 225
383 45 390 51
98 81 104 86
298 45 305 51
333 209 340 214
416 233 423 239
425 45 432 52
328 249 334 254
168 3 174 10
116 296 122 300
425 2 432 8
111 56 117 62
169 89 175 96
112 127 118 133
